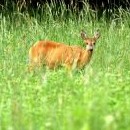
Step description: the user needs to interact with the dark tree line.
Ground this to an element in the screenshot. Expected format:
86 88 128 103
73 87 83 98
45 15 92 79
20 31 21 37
0 0 130 19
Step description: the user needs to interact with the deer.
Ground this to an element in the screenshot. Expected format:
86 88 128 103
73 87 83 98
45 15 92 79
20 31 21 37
28 30 100 72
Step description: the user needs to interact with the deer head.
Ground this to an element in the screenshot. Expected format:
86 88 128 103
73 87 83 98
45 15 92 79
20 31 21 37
81 29 100 51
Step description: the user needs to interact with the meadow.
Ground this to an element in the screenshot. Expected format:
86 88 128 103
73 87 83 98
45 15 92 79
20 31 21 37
0 5 130 130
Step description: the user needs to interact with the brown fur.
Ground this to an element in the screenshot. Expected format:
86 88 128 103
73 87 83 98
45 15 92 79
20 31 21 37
28 30 100 71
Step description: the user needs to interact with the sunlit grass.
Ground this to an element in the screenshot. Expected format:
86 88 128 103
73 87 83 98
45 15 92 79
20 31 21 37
0 5 130 130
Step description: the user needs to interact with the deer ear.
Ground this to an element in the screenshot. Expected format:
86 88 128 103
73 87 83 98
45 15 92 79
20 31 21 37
94 29 100 39
81 30 87 40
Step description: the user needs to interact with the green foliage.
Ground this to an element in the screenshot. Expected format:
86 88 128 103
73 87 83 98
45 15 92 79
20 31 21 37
0 5 130 130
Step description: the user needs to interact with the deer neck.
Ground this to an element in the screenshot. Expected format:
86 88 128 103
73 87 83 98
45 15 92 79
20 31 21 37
85 49 93 62
86 48 93 55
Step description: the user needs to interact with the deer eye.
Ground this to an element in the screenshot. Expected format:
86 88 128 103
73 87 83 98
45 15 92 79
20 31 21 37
93 43 95 45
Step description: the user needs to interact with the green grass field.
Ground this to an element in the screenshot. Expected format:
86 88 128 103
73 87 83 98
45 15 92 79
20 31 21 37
0 6 130 130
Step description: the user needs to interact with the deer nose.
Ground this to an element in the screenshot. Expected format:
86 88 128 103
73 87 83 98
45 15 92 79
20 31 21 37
86 45 94 51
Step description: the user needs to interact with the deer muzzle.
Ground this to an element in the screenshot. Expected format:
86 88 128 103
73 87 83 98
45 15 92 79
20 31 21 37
86 45 94 51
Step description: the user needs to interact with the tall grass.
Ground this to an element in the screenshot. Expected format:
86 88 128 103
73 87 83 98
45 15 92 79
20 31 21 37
0 2 130 130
